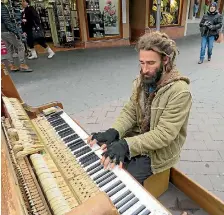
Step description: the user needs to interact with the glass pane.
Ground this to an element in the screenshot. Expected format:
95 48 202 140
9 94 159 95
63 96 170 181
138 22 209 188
86 0 121 39
149 0 181 27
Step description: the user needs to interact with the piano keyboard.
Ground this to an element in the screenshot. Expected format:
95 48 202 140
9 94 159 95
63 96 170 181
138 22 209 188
35 109 170 215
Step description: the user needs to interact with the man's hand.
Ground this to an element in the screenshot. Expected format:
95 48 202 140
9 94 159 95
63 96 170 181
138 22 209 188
22 32 27 37
101 139 129 169
87 128 119 149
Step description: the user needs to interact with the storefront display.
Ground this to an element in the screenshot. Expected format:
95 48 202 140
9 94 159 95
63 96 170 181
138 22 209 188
149 0 182 27
85 0 121 39
35 2 52 40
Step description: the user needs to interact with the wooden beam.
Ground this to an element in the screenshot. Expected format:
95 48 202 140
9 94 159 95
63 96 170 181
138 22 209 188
170 168 224 215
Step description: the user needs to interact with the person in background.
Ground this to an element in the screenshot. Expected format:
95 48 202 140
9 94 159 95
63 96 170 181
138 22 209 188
1 0 32 72
193 0 200 19
198 2 223 64
21 0 55 59
203 2 209 15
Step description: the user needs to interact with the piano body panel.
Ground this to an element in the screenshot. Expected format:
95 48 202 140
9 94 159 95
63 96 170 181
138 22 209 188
1 63 22 102
22 102 63 119
1 63 63 119
170 167 224 215
1 127 28 215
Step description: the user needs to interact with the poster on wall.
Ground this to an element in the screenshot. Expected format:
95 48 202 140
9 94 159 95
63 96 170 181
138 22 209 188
99 0 120 35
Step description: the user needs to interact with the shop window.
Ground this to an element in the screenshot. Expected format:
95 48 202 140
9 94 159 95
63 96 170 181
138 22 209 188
149 0 182 27
85 0 121 39
54 0 80 46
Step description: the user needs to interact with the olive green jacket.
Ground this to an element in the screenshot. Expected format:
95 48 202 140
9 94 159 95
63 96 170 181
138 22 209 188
112 69 192 174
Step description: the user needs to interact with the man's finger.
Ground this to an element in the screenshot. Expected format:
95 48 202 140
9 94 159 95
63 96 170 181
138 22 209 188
119 161 123 169
87 136 92 143
100 144 107 150
103 157 111 169
110 162 116 169
101 155 106 165
90 139 97 147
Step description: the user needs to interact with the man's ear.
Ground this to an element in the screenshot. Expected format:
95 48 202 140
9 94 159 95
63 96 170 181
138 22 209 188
162 56 169 65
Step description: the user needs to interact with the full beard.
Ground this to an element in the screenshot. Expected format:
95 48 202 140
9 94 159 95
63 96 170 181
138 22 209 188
141 63 164 85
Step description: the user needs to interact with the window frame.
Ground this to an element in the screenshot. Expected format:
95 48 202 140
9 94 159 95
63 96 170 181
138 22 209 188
84 0 123 41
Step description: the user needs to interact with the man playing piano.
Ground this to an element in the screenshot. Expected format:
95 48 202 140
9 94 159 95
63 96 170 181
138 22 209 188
88 32 192 185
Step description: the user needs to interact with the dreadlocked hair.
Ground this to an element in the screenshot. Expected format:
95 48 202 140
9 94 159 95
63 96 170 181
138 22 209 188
135 31 179 103
136 31 179 71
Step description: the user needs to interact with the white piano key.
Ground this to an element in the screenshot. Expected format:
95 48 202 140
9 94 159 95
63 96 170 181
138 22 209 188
76 151 94 161
83 160 100 171
65 137 82 146
90 168 108 180
138 208 151 215
110 187 129 202
53 123 66 129
70 145 87 153
100 177 120 192
122 201 143 215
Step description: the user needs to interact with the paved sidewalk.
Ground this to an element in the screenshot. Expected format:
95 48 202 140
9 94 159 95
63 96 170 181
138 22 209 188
11 34 224 202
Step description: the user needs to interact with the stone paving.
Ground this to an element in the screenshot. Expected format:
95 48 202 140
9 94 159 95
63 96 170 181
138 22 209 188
10 34 224 202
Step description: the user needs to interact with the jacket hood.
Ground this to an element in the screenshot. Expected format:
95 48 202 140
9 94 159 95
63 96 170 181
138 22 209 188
156 67 190 91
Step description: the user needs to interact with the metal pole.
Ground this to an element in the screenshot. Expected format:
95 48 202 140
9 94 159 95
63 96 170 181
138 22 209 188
156 0 162 31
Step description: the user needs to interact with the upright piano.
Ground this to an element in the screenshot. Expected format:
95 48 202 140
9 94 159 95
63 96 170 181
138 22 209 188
1 63 224 215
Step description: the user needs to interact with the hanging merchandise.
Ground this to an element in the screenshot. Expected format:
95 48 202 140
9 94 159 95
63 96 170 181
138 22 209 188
34 1 52 40
86 0 105 38
53 0 75 47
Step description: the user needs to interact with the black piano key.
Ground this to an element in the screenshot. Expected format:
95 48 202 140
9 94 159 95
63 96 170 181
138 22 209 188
50 119 65 126
58 128 74 136
86 161 101 173
113 190 131 205
69 142 85 151
118 197 139 214
116 193 135 209
75 147 92 158
88 166 104 176
140 209 151 215
95 171 114 184
98 174 117 188
131 205 146 215
47 114 62 121
73 146 89 155
64 134 79 143
46 110 63 117
67 138 83 147
93 169 110 181
108 183 126 197
104 180 122 193
79 152 94 163
59 131 75 139
55 123 69 131
82 155 99 167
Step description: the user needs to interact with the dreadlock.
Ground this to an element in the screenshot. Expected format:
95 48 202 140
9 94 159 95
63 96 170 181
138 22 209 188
136 31 179 71
135 31 179 133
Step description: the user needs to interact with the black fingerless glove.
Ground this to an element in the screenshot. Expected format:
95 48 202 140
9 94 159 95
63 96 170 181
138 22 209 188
102 139 129 164
91 128 119 146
